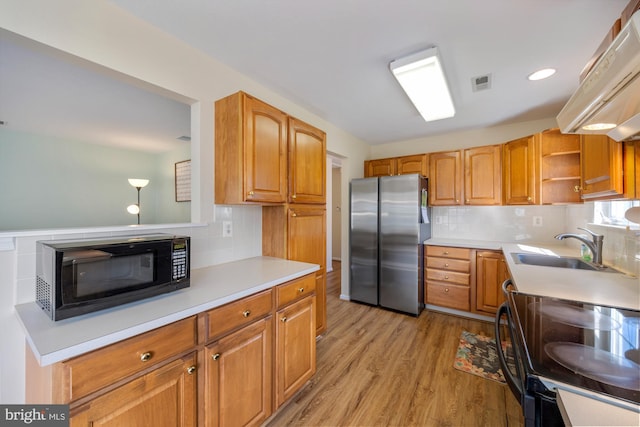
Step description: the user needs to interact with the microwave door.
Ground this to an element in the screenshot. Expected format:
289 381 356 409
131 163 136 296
63 250 112 264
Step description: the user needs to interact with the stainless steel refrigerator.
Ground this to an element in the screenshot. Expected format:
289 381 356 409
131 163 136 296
349 174 431 315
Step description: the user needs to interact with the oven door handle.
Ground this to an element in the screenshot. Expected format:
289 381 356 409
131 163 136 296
495 302 524 404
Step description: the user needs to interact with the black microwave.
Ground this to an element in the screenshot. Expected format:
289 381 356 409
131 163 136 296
36 234 190 321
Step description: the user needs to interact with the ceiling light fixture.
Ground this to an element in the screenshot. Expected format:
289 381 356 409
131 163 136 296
390 47 455 122
528 68 556 81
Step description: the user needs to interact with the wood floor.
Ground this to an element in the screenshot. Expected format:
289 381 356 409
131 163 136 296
267 261 524 427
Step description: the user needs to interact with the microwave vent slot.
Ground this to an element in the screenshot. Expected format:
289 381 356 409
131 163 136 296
36 276 53 318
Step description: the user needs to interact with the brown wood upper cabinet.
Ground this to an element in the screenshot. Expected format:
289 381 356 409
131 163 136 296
581 135 625 200
288 117 326 204
540 129 582 204
464 145 502 205
215 92 288 204
429 150 462 205
364 154 428 177
215 91 326 205
503 135 539 205
429 147 501 206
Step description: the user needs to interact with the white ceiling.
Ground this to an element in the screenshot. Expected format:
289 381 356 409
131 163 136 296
1 1 630 149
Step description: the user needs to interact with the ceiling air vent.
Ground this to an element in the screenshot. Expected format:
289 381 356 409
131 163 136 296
471 74 492 92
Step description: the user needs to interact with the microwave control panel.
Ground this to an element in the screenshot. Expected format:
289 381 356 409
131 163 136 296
171 239 189 281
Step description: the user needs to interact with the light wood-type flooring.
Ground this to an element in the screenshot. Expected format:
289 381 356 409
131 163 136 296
267 261 524 427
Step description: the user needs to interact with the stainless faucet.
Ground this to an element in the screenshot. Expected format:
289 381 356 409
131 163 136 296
555 227 604 266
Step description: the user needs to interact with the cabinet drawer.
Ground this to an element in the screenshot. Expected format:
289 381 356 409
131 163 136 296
64 316 197 402
425 245 471 260
426 257 470 273
426 282 470 311
276 274 316 308
207 289 273 341
426 268 470 286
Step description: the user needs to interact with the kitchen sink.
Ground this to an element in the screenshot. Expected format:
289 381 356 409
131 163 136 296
511 253 621 273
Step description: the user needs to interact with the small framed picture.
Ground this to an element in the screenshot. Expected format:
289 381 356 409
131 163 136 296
175 160 191 202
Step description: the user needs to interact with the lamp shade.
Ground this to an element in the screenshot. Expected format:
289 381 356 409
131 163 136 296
128 178 149 188
390 47 455 122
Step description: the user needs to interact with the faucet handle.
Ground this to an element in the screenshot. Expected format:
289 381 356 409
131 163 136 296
577 227 603 239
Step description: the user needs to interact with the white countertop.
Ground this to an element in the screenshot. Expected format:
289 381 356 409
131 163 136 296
501 242 639 311
424 237 503 250
15 256 319 366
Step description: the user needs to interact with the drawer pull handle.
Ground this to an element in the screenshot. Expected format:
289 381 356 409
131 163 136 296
187 366 196 375
445 288 449 293
292 194 297 199
298 287 304 293
248 191 254 196
243 310 251 318
443 251 449 255
444 276 449 280
445 263 449 267
140 352 152 362
281 317 287 323
212 353 221 361
292 213 297 217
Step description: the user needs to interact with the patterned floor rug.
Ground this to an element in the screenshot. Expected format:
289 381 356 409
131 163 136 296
453 330 511 383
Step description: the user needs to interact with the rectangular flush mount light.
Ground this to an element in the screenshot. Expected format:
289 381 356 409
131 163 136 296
390 47 455 122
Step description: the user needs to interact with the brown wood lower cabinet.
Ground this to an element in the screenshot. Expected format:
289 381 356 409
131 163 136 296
70 353 197 427
425 245 509 316
275 295 316 407
26 273 317 427
425 245 472 311
475 250 509 315
205 317 273 427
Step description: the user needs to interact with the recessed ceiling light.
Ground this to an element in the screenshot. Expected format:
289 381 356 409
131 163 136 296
528 68 556 81
582 123 617 131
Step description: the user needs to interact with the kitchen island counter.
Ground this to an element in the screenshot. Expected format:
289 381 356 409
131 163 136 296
15 256 319 366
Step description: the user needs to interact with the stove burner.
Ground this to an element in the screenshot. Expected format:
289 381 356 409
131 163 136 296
545 342 640 391
531 302 621 330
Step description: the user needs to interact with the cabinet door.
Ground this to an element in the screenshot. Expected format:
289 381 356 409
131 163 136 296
243 95 288 203
429 151 462 206
475 251 509 315
71 354 197 427
581 135 624 199
464 145 502 205
288 118 326 204
275 296 316 407
364 158 396 177
205 317 273 427
503 135 538 205
396 154 428 176
287 206 326 335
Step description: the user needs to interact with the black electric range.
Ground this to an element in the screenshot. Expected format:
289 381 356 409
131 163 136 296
497 288 640 426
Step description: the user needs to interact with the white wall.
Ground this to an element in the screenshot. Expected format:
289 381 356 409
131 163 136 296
0 0 370 404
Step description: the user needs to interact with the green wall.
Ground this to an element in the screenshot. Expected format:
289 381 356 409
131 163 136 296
0 128 190 230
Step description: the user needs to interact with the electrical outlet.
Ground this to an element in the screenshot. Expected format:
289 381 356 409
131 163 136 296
223 221 232 237
532 216 543 227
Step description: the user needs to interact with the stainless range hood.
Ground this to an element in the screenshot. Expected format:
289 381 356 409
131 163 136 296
557 11 640 142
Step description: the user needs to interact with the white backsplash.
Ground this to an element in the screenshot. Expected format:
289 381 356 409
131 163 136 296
431 205 567 244
431 203 640 277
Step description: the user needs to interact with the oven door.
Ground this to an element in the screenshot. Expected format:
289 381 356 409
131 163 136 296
496 280 565 427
